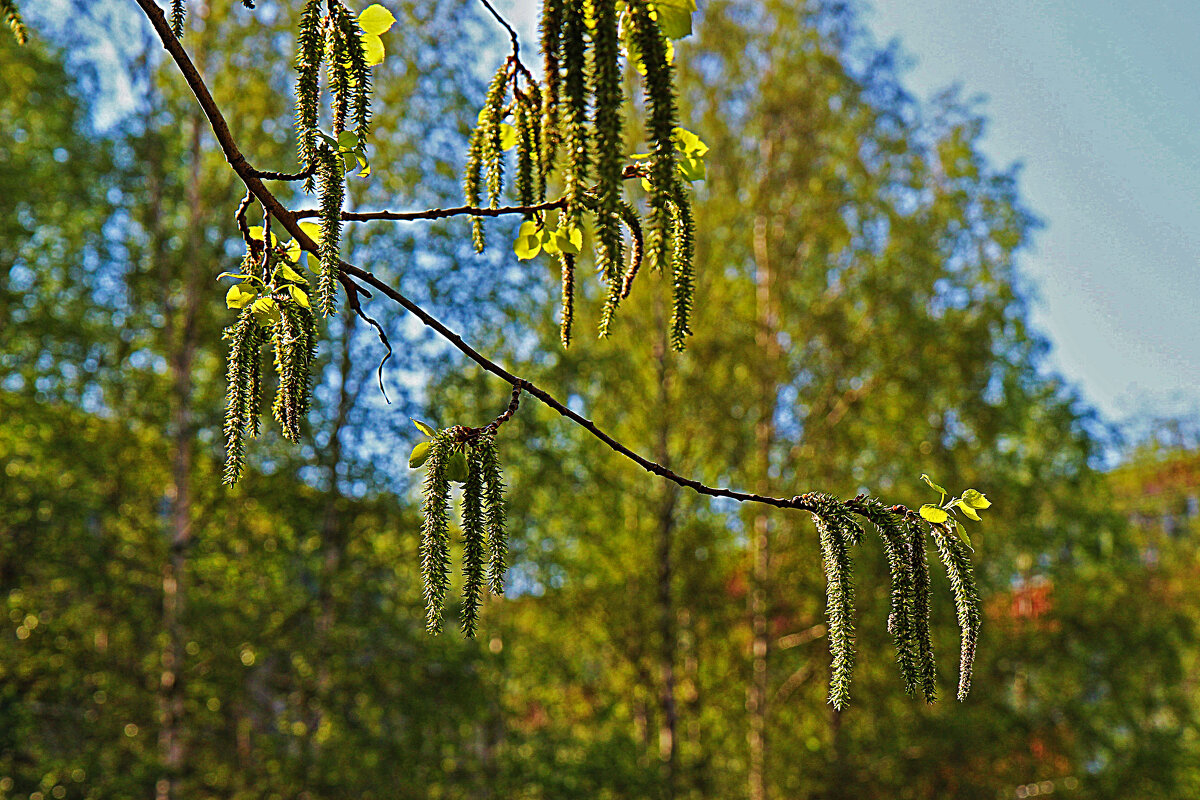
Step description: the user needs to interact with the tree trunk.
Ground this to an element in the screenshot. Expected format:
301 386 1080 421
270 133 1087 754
748 198 780 800
652 303 680 798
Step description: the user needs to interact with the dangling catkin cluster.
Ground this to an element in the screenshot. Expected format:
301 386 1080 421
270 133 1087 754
291 0 375 314
464 0 696 351
221 230 320 485
798 493 983 709
418 430 509 637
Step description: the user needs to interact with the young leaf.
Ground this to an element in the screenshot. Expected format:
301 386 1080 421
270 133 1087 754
499 123 519 151
409 440 432 468
285 240 302 263
958 503 982 522
653 0 697 39
919 504 949 524
247 225 279 247
514 221 542 260
226 282 259 309
299 221 324 243
920 474 947 496
358 3 396 35
961 489 991 510
337 130 360 150
554 226 583 255
362 33 385 66
445 450 469 483
412 418 437 437
250 296 281 327
287 285 311 309
274 263 308 284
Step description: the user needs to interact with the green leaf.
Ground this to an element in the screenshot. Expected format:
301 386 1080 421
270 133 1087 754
955 527 974 549
958 503 982 522
274 262 308 285
672 126 709 157
343 153 357 173
361 32 385 66
247 226 279 247
358 3 396 35
226 282 258 309
287 285 311 309
652 0 697 39
412 418 437 438
920 473 947 496
299 221 324 244
285 239 302 263
250 296 281 327
678 155 706 182
445 451 469 483
514 221 542 260
961 489 992 510
919 504 949 524
540 226 560 255
554 226 582 256
337 130 359 150
409 440 432 469
499 123 518 152
217 272 255 283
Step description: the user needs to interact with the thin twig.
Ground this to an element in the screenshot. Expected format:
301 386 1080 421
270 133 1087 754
292 199 566 223
250 165 316 182
477 0 520 59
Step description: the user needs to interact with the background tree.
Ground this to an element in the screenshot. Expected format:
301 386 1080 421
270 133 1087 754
1 0 1198 798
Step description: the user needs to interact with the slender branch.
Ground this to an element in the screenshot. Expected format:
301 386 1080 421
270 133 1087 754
477 0 520 59
250 165 316 181
131 0 915 522
292 199 565 223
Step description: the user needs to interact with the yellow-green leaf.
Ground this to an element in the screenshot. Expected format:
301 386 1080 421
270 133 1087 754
285 239 301 263
959 503 982 522
412 418 436 437
555 226 582 256
652 0 697 39
919 504 949 524
247 226 278 247
514 221 542 260
299 221 323 243
499 122 518 151
274 263 308 284
287 284 311 309
961 489 992 510
445 451 469 483
920 473 947 496
251 296 280 327
362 32 385 66
226 282 258 309
358 3 396 35
409 440 432 469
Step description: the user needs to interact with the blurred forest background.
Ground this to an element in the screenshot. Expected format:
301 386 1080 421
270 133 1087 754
2 0 1199 798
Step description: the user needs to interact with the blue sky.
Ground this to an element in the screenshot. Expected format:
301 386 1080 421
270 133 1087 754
865 0 1200 423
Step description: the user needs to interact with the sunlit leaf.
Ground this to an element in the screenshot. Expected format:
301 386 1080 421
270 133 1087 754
226 282 258 309
358 3 396 35
409 440 432 468
362 32 385 66
919 504 949 524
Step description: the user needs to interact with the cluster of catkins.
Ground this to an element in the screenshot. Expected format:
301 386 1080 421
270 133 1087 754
466 0 697 350
800 493 981 708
